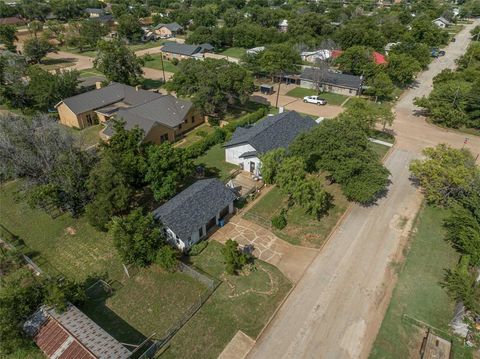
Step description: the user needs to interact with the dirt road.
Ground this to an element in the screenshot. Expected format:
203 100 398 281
247 20 479 359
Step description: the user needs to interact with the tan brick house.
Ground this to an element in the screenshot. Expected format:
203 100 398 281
55 82 204 144
153 22 183 38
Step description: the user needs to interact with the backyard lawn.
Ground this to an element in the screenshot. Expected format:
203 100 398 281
40 58 76 71
0 181 124 281
244 173 349 248
82 265 207 344
175 123 214 148
79 68 104 78
143 54 179 73
194 144 238 182
161 241 292 359
219 47 246 58
370 205 472 359
285 87 348 106
64 124 102 149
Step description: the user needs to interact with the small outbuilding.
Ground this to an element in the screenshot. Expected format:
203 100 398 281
153 179 237 251
420 330 451 359
260 84 274 95
433 17 452 28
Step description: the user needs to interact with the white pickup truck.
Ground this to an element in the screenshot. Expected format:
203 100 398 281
303 95 327 105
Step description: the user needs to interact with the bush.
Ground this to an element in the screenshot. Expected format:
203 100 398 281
208 117 220 126
185 127 227 158
271 210 287 230
222 239 249 275
156 245 178 272
171 57 179 66
189 241 208 256
223 107 268 133
196 130 208 138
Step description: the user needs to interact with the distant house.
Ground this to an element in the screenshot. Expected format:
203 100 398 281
300 49 332 63
300 68 363 96
0 16 26 26
433 17 451 28
153 178 237 251
160 42 213 60
55 82 204 144
278 19 288 32
24 305 130 359
153 22 183 38
246 46 265 55
77 75 107 91
225 111 317 175
85 8 105 18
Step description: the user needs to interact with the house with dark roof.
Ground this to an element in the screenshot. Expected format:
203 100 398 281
225 111 317 175
153 22 183 37
300 68 363 96
153 178 237 251
433 16 451 28
160 42 213 60
24 305 131 359
55 82 204 144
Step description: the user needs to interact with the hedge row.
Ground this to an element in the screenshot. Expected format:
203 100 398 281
185 107 269 159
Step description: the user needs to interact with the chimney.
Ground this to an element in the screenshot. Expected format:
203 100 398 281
95 81 102 89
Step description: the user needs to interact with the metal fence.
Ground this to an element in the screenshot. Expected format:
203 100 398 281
177 261 216 289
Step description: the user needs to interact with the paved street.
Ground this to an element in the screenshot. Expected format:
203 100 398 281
247 20 480 359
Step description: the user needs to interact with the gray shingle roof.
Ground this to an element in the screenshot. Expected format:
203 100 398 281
225 111 317 154
156 22 183 31
153 179 237 241
161 42 208 56
300 68 363 90
85 8 105 14
59 82 162 115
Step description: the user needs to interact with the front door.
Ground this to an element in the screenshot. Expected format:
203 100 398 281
249 161 255 173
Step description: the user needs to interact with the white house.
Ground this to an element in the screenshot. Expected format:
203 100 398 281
278 19 288 32
153 179 236 251
300 49 332 63
433 17 451 28
224 111 317 176
246 46 265 55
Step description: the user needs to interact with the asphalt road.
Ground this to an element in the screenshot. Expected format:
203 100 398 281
247 19 480 359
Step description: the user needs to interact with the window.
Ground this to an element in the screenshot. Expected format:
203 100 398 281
85 113 96 126
191 115 195 123
160 133 169 143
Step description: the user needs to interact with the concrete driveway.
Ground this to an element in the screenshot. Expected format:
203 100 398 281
210 216 317 283
247 19 480 359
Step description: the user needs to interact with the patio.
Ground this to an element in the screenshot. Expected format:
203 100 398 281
227 170 264 197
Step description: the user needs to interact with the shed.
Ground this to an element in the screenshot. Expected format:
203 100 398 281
420 330 452 359
260 84 274 95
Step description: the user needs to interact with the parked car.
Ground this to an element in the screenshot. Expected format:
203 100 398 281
303 95 327 105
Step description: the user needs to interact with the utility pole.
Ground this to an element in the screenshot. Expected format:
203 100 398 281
160 52 166 84
275 71 282 108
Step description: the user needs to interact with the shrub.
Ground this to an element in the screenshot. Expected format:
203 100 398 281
222 239 249 275
170 57 179 66
156 245 178 272
223 107 268 133
208 117 220 126
189 241 208 256
271 210 287 230
185 128 227 158
196 130 208 138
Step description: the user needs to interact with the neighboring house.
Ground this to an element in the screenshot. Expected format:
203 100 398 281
85 8 105 18
301 49 332 63
77 75 107 91
153 178 237 251
246 46 265 55
55 82 204 144
278 19 288 32
0 16 26 26
300 67 363 96
160 42 213 60
433 17 451 28
153 22 183 37
225 111 317 175
24 305 130 359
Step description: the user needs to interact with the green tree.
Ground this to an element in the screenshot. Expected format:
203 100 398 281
387 53 421 86
94 39 144 85
49 0 83 21
410 144 479 205
275 156 307 196
110 208 164 267
259 148 287 184
144 143 193 201
222 239 248 275
23 37 56 64
367 71 395 102
259 44 302 107
78 19 109 49
341 98 394 131
0 25 17 52
335 45 375 76
156 246 178 272
117 13 143 42
293 176 332 218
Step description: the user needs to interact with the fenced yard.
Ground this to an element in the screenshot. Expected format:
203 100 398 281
244 174 349 248
161 241 292 359
370 205 472 359
0 181 124 281
194 144 238 182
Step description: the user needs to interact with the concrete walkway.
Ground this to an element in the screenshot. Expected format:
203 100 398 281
210 216 317 283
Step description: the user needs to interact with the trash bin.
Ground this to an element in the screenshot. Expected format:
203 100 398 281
218 219 225 227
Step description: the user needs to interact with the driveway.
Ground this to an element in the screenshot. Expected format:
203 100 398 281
250 84 345 118
210 216 317 283
247 19 480 359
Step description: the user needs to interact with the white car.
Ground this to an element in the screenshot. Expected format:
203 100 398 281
303 95 327 105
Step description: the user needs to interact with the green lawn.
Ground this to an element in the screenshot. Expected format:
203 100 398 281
244 174 349 248
285 87 348 106
59 46 97 57
370 205 472 359
370 142 391 160
82 265 207 344
127 41 165 52
143 54 179 73
219 47 246 58
63 124 102 149
79 68 104 78
40 57 76 71
161 241 292 359
0 181 124 281
175 123 214 148
194 144 238 182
